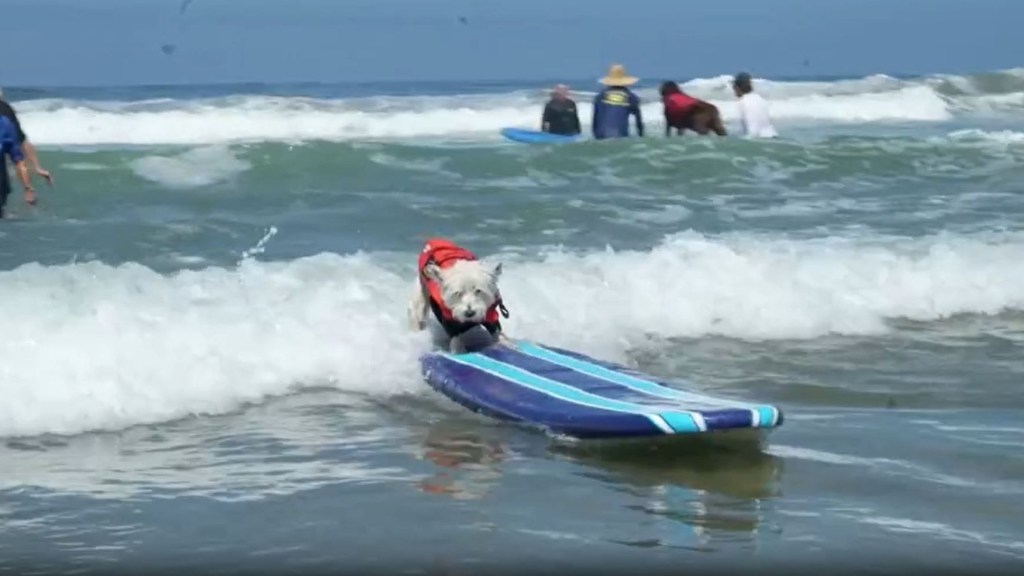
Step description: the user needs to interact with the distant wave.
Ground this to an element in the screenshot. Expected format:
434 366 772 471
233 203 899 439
12 68 1024 146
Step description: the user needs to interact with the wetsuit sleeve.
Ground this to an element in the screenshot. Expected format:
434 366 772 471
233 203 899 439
541 102 553 131
0 101 27 143
1 121 25 163
571 101 581 134
631 92 644 137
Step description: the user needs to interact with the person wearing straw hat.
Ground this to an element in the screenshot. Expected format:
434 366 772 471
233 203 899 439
592 64 644 140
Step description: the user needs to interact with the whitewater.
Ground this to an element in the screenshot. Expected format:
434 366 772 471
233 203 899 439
2 67 1024 440
4 67 1024 573
13 69 1024 146
2 229 1024 439
3 69 1024 440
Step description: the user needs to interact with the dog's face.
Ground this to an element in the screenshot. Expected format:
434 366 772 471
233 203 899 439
424 259 502 324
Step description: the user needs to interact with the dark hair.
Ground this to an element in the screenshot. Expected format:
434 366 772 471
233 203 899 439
659 81 681 97
732 72 753 94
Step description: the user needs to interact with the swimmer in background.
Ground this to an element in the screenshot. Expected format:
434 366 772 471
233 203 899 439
732 72 778 138
540 84 581 136
592 64 644 140
0 87 54 187
1 113 36 218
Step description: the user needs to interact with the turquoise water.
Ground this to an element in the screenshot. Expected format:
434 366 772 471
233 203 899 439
2 70 1024 573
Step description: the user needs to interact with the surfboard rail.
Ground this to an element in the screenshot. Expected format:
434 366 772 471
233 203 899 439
499 127 580 144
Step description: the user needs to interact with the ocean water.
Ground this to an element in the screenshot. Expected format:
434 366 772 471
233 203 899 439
2 69 1024 573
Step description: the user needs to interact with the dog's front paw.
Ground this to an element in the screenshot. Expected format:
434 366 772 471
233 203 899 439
407 305 427 332
408 319 425 332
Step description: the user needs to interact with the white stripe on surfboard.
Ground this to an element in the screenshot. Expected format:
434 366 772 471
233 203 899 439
516 341 767 410
645 414 675 434
512 341 776 431
441 353 703 433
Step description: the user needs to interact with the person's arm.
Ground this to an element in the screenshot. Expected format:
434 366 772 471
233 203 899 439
14 156 33 202
571 102 581 135
591 94 602 138
19 140 53 186
3 130 34 202
3 102 54 185
23 141 48 176
631 93 644 137
541 102 552 132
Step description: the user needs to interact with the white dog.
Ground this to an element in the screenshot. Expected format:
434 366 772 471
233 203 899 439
408 238 510 353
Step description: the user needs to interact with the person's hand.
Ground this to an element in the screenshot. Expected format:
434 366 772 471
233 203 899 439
35 167 54 186
24 186 36 205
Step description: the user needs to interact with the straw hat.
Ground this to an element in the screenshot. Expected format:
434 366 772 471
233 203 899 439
599 64 638 87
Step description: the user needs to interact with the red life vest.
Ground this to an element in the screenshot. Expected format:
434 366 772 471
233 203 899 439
418 238 507 334
663 92 700 123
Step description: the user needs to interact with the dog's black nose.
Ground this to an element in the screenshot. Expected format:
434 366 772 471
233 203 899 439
464 308 476 317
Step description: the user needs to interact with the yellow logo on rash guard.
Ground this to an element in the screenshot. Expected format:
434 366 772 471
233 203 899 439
601 91 629 106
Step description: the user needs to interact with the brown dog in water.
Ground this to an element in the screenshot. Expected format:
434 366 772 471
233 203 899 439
659 81 727 137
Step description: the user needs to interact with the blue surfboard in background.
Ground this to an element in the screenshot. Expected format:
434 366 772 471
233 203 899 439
500 127 580 144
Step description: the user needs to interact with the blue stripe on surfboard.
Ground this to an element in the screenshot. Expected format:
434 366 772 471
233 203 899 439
514 341 741 405
481 346 678 409
442 352 703 433
478 345 748 431
511 340 780 428
443 352 701 433
421 355 669 436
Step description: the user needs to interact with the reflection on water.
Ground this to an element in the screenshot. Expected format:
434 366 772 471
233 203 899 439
415 414 784 551
414 419 508 500
555 433 783 551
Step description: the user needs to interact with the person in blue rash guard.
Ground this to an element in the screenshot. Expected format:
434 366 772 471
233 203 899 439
0 115 35 218
592 64 644 140
0 87 53 188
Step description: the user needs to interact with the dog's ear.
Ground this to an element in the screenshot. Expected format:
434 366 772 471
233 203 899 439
486 261 503 279
423 262 444 284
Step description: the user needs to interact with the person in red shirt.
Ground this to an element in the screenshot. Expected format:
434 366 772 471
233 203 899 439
659 81 726 137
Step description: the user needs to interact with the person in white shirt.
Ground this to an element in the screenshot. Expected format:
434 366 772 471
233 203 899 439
732 72 778 138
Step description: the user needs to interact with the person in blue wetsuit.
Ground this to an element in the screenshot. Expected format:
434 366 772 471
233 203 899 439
0 88 53 187
1 115 35 218
592 64 644 140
